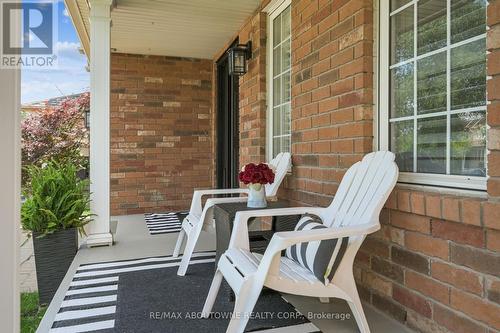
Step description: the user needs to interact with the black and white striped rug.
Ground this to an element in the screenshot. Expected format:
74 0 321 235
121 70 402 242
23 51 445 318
144 211 188 235
50 252 321 332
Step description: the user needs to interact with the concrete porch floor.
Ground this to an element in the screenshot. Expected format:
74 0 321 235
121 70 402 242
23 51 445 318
37 214 415 333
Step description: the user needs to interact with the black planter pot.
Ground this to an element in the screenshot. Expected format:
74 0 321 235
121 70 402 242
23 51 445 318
33 228 78 305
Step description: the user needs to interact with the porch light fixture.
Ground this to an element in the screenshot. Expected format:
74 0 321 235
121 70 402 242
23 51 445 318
84 108 90 129
228 41 252 76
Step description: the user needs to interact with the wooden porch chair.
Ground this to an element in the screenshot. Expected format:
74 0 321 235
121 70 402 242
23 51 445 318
201 151 399 333
173 152 292 276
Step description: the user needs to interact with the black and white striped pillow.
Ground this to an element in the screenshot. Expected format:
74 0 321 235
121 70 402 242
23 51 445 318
285 215 349 285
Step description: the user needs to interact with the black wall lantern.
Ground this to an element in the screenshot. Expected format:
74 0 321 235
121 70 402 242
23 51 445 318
228 41 252 76
84 108 90 129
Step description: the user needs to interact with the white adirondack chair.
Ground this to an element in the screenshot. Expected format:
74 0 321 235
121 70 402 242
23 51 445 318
173 152 292 276
201 151 399 333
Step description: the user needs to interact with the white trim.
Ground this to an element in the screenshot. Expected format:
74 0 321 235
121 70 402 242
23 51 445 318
63 0 90 58
446 0 452 175
399 172 486 190
87 0 114 246
389 106 486 122
0 6 21 330
263 0 290 14
395 183 488 198
373 0 380 151
378 0 487 191
266 0 292 161
389 0 414 16
266 5 273 162
378 0 390 151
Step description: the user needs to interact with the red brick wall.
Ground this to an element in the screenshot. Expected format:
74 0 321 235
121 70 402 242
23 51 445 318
237 12 268 167
360 190 500 332
283 0 375 207
110 53 213 215
213 0 500 332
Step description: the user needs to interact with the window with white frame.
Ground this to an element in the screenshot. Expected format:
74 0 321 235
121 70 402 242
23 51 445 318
268 1 291 159
379 0 488 190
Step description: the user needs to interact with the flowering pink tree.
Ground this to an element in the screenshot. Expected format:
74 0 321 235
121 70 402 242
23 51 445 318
21 92 89 182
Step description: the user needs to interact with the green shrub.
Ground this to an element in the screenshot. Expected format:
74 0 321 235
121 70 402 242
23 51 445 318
21 161 92 236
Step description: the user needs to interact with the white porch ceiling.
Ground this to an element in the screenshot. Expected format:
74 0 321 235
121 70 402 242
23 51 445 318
70 0 260 60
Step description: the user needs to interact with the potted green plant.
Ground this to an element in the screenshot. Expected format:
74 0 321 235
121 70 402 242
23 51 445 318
21 161 92 305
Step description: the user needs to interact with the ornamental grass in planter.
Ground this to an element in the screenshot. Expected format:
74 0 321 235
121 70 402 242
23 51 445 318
21 161 92 305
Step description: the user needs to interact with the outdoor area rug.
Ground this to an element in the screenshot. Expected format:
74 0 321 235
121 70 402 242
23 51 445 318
144 211 188 235
50 252 321 332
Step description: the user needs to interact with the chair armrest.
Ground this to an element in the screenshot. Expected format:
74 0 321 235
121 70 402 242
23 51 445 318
255 222 379 277
194 188 249 196
270 223 379 251
228 206 327 249
196 197 251 230
189 188 249 217
203 196 249 214
205 196 248 206
234 206 327 221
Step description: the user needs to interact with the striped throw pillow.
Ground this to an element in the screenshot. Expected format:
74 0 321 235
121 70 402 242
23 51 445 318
285 215 349 285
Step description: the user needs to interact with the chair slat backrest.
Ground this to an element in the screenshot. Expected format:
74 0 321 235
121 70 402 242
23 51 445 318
265 152 291 197
323 151 398 228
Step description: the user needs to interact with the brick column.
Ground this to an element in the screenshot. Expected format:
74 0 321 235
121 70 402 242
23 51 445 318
286 0 374 206
238 12 268 167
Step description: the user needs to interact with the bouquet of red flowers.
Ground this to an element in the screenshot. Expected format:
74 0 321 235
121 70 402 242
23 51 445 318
238 163 275 185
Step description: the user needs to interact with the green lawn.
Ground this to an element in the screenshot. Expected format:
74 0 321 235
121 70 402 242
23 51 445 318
21 292 46 333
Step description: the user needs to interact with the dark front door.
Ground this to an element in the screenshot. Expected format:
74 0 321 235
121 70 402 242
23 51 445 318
216 43 240 189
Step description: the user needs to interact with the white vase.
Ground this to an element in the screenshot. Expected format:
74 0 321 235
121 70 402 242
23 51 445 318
247 183 267 208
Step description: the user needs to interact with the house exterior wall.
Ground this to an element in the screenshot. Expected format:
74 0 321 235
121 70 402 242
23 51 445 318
237 12 269 167
213 0 500 332
284 0 375 207
109 53 213 215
